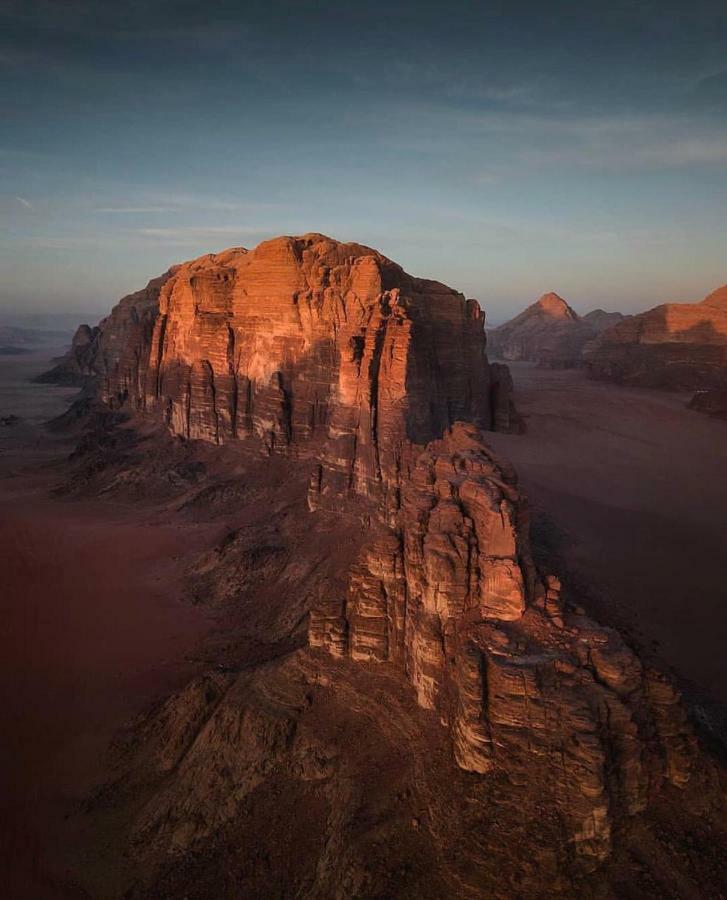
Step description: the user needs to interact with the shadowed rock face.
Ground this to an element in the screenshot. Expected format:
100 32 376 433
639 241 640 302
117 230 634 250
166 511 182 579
488 293 625 368
45 236 724 897
587 284 727 390
37 268 177 386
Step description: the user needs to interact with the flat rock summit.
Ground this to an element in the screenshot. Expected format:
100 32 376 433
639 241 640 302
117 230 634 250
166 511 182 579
39 235 727 898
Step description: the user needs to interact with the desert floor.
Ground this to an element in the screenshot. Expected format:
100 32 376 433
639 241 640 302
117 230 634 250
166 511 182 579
0 355 222 898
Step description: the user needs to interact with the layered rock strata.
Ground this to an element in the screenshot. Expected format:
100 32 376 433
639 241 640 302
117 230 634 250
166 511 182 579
587 284 727 390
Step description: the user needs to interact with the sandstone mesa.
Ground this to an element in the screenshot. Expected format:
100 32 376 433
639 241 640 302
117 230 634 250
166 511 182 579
42 234 725 897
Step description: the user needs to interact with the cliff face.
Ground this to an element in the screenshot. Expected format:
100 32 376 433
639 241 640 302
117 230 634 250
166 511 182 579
49 234 516 499
587 284 727 390
53 236 719 896
310 423 693 864
488 293 625 368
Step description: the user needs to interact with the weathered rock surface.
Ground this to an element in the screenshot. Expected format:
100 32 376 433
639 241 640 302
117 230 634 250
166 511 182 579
587 284 727 390
488 293 626 368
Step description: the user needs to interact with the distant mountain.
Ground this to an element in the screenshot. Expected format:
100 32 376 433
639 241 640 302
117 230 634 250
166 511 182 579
587 283 727 390
581 309 626 332
487 293 626 368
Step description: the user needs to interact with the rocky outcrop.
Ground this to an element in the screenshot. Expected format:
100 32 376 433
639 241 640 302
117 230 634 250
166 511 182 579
581 309 626 333
310 423 694 864
488 293 626 368
586 284 727 390
46 235 517 504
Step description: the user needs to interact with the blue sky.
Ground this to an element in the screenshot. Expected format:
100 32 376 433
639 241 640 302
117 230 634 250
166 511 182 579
1 0 726 324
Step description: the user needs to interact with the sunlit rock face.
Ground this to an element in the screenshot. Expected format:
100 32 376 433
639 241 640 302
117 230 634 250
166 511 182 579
586 284 727 390
75 233 516 502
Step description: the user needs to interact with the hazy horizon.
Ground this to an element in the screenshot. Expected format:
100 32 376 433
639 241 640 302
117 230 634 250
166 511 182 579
2 0 726 323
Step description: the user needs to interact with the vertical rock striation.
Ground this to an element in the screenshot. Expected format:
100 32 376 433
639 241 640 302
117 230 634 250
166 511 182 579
310 423 695 865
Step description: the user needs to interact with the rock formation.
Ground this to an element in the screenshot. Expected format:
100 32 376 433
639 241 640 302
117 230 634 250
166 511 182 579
587 284 727 390
50 236 725 898
310 423 694 864
44 235 517 494
488 293 625 368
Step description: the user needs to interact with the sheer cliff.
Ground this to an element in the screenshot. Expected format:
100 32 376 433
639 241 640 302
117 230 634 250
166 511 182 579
47 234 516 497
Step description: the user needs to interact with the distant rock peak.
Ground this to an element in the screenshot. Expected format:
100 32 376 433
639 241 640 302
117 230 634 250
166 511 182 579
488 292 624 367
533 291 578 319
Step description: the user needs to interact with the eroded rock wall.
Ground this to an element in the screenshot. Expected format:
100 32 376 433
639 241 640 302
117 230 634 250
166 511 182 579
310 423 695 865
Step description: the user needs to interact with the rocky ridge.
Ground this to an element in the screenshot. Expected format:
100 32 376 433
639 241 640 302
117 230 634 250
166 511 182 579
310 423 694 864
587 283 727 390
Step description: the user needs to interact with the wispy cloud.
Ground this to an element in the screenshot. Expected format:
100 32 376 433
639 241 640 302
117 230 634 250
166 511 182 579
373 103 727 175
95 194 283 215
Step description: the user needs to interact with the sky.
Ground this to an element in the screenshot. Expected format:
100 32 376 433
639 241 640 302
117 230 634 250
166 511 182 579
1 0 726 325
